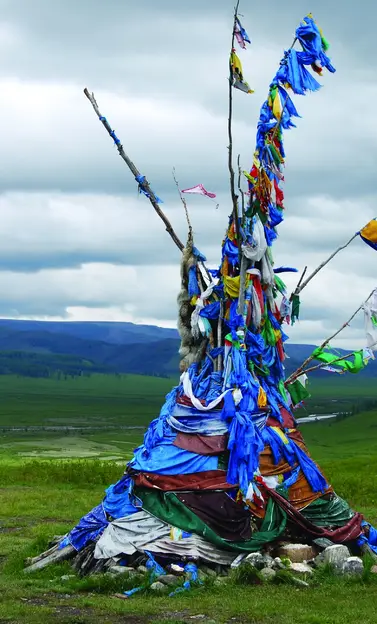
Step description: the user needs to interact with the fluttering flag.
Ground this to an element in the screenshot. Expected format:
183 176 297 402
234 17 251 49
358 219 377 251
290 294 300 325
286 375 310 406
181 184 216 199
230 50 254 94
312 347 367 374
321 366 345 375
363 289 377 351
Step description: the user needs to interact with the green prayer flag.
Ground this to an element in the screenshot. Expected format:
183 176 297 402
274 275 286 295
286 378 310 406
312 347 366 374
291 294 300 325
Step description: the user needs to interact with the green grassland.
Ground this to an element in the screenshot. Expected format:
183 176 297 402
1 373 377 623
0 374 173 427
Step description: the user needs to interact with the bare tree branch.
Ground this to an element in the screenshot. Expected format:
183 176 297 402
293 233 358 297
228 1 241 250
83 88 184 252
285 288 376 385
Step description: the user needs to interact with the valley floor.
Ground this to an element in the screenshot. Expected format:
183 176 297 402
1 375 377 623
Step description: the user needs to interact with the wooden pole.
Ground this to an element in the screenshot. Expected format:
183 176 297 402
237 153 246 228
291 266 307 299
293 233 358 297
299 351 360 377
24 545 75 573
172 167 192 234
297 339 377 377
83 88 184 252
228 1 241 250
285 288 376 385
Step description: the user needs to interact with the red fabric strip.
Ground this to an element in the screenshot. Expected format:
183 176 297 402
132 470 235 492
173 432 228 456
266 486 363 543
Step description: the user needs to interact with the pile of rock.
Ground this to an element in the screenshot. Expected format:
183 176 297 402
311 544 364 576
27 536 373 595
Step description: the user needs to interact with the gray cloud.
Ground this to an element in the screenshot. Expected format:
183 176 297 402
0 0 375 348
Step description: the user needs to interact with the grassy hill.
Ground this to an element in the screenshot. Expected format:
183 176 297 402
0 319 375 379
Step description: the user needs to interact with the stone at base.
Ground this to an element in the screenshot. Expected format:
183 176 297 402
168 563 185 576
244 553 266 570
150 581 166 591
272 557 286 570
323 545 350 570
312 538 334 551
342 557 363 576
277 544 315 563
108 566 136 576
159 574 179 586
290 563 314 576
260 567 276 581
371 565 377 574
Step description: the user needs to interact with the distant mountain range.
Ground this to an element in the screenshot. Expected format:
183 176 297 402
0 319 374 378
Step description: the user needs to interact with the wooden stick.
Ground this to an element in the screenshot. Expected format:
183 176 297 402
293 233 358 296
228 1 241 250
300 352 357 376
237 153 246 227
83 88 184 252
285 288 376 385
24 545 75 573
172 167 192 233
300 340 377 376
291 266 307 299
171 168 212 286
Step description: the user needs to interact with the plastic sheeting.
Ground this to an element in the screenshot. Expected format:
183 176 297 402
136 487 287 553
94 510 170 559
94 509 235 565
357 522 377 554
130 439 218 475
300 494 355 527
103 475 140 519
147 534 236 565
67 504 108 551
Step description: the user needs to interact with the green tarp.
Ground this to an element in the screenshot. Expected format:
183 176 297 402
135 487 287 553
301 495 354 527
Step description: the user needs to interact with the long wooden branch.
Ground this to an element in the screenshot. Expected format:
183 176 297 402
83 88 184 252
300 339 377 377
285 288 376 385
228 1 241 249
293 232 358 297
172 167 192 233
299 351 357 377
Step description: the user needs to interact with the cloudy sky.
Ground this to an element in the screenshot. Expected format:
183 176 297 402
0 0 375 348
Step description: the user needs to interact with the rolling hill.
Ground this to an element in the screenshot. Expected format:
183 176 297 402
0 319 374 379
